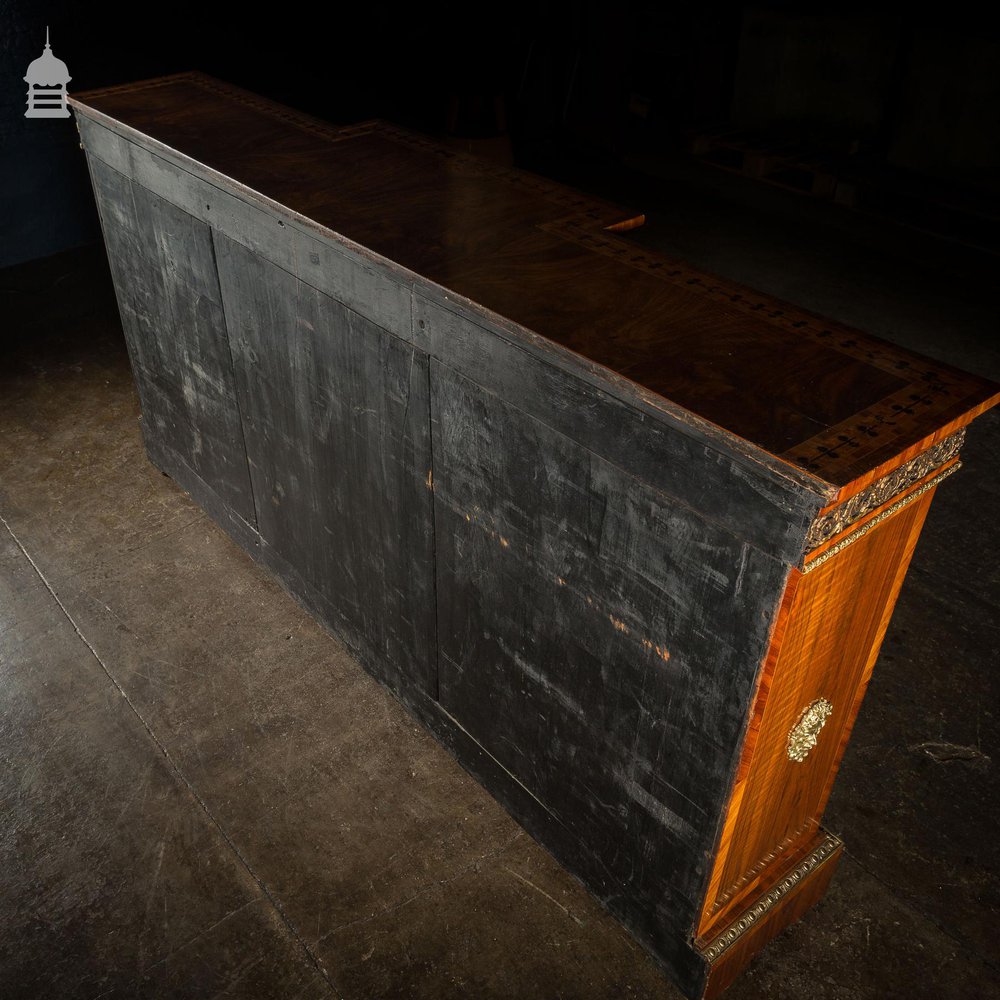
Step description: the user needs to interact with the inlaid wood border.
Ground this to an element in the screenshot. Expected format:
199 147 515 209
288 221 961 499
72 73 999 491
695 832 844 1000
539 218 987 481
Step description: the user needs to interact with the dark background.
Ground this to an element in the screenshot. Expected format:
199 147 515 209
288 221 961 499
2 1 999 269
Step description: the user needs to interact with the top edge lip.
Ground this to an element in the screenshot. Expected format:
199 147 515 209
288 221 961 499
73 100 835 504
69 74 1000 504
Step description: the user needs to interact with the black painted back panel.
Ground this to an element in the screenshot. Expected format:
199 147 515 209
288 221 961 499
88 156 257 525
213 236 436 695
83 115 819 995
431 360 792 944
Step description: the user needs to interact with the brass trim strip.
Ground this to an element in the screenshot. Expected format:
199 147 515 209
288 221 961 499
803 462 961 574
711 827 806 912
699 834 842 963
805 430 965 552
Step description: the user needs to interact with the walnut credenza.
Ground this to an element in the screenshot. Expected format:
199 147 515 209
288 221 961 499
71 74 999 998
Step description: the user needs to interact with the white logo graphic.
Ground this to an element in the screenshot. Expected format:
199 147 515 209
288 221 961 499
25 27 71 119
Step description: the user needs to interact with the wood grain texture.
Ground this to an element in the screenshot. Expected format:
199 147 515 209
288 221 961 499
213 235 436 696
74 108 832 504
70 72 1000 491
77 112 415 341
78 106 832 541
699 484 936 939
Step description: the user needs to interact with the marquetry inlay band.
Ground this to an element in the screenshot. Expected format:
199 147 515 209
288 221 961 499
805 430 965 552
700 834 842 963
541 218 964 391
540 218 979 478
803 462 961 574
787 699 833 763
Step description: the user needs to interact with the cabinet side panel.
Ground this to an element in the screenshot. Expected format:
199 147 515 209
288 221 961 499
700 485 935 937
430 359 792 960
86 155 257 526
213 235 436 696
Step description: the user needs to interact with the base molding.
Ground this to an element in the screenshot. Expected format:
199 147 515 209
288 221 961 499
695 832 843 999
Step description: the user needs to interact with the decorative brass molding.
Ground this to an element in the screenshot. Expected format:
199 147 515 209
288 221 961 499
712 826 808 911
803 461 961 573
805 430 965 552
699 834 842 963
787 699 834 763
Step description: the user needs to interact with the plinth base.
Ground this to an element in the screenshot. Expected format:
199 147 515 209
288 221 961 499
695 832 844 999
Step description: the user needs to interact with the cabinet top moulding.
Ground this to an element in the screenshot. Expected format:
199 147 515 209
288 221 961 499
69 72 1000 503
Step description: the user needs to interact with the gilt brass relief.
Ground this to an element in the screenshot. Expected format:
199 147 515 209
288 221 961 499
700 834 842 962
805 430 964 553
803 462 960 573
787 699 834 763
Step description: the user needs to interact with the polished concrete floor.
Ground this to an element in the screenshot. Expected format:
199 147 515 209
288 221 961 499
1 157 998 999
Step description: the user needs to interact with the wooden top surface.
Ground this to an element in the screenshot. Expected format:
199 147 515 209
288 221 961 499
71 73 1000 493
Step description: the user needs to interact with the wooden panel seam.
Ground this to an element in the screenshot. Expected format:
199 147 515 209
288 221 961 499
424 310 443 705
210 224 263 533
